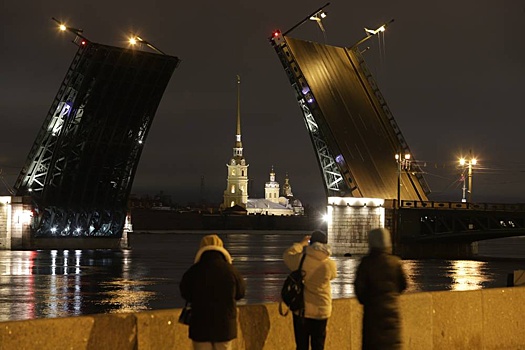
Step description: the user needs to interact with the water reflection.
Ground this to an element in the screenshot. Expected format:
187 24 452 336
0 232 519 321
0 249 156 321
402 259 492 293
449 260 487 291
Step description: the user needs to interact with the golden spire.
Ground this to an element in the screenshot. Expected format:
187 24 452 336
236 75 241 137
233 75 243 158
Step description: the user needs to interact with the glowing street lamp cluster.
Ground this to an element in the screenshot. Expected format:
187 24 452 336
459 153 478 203
395 153 411 207
52 17 165 55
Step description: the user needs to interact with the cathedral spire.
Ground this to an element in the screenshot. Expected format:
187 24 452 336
236 75 241 137
233 75 243 158
223 75 249 209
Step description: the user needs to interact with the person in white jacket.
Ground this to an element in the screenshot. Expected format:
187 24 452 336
283 231 337 350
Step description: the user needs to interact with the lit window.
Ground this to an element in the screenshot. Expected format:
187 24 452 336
232 170 236 175
231 185 235 193
230 201 235 207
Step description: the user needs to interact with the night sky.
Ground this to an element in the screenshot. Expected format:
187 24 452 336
1 1 524 207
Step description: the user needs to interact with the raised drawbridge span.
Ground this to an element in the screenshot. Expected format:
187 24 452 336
13 33 179 243
269 28 525 252
270 32 429 201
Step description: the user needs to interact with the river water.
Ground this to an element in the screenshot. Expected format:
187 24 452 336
0 231 524 322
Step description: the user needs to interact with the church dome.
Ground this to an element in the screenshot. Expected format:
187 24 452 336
290 197 303 207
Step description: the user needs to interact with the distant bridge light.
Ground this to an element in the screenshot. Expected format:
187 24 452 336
129 37 137 45
59 24 67 31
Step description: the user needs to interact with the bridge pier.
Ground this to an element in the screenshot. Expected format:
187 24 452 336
0 196 130 250
326 197 392 255
326 197 482 259
0 196 32 249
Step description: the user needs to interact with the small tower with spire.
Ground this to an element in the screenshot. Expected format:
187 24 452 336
265 166 280 203
282 172 293 197
223 76 249 208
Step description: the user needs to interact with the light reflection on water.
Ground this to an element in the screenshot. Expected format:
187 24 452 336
403 259 490 293
0 232 522 321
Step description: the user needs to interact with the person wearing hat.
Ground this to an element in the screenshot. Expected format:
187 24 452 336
180 234 246 350
354 228 408 350
283 230 337 350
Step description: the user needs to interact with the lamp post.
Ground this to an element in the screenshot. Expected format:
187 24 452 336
460 173 467 203
282 2 330 36
395 153 411 208
350 19 394 49
459 152 477 203
128 36 166 55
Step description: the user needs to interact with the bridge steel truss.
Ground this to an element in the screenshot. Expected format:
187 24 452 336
398 201 525 243
270 33 430 200
270 34 350 197
14 41 180 238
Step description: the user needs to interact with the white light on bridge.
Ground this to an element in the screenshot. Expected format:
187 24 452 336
328 197 384 207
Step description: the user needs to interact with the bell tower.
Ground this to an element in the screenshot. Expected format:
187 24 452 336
265 166 280 203
223 76 249 208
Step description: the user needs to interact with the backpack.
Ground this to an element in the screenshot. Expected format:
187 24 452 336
279 253 306 316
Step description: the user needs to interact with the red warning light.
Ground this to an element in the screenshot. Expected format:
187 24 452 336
273 31 280 37
81 40 86 45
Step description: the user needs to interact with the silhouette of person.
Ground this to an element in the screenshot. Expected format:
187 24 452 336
354 228 408 349
283 230 337 350
180 234 246 350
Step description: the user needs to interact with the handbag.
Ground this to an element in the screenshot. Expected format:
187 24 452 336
178 302 192 325
279 253 306 316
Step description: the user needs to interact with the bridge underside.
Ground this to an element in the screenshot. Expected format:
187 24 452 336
271 34 429 200
14 42 180 239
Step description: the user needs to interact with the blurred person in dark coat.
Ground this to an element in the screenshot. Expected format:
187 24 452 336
354 228 408 350
180 234 246 350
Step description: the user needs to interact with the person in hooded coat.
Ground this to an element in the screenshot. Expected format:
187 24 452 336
283 230 337 350
180 234 246 350
354 228 408 350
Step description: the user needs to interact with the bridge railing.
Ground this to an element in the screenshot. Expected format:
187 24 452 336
400 200 525 212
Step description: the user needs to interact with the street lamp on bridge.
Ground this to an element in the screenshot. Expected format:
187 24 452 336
459 152 477 203
395 152 411 208
281 2 330 36
128 35 166 55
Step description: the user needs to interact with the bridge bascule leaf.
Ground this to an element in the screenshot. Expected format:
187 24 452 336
14 41 180 238
270 32 430 201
